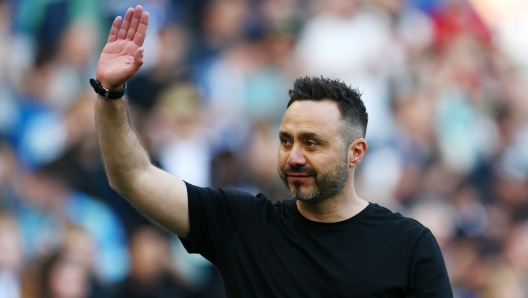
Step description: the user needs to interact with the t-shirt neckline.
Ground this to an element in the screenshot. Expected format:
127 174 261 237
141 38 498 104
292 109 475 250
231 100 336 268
285 200 373 230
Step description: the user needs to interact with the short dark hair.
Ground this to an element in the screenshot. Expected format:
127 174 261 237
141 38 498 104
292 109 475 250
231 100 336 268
287 76 368 144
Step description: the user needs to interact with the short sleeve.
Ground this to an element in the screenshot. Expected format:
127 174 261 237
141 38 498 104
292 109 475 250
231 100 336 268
406 230 453 297
179 182 260 264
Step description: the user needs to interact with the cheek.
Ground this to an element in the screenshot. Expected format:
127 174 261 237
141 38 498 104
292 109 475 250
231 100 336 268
277 151 288 168
312 153 339 171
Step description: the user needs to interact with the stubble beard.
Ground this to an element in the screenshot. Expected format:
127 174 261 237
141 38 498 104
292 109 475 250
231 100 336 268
278 154 349 204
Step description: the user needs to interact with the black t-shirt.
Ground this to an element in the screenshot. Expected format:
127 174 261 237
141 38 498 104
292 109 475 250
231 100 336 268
180 182 453 297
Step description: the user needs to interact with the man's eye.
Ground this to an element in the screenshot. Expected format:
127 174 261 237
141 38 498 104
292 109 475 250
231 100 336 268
281 139 292 146
306 141 317 147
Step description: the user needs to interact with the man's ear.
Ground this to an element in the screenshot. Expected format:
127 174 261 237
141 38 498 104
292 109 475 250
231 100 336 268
349 138 368 167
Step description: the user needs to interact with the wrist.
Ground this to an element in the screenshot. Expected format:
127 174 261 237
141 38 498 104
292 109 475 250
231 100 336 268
90 79 127 100
99 81 125 92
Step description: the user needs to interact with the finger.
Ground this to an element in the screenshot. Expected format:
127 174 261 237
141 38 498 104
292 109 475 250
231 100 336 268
107 16 122 43
126 5 143 40
118 7 134 40
133 12 150 46
126 47 145 74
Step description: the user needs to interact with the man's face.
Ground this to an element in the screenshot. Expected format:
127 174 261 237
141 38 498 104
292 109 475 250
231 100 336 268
278 100 350 204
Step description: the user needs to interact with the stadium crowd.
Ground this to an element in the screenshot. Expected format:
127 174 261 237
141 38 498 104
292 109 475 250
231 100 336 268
0 0 528 297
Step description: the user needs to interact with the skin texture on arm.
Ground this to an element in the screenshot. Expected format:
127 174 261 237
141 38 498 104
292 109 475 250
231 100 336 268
94 6 189 237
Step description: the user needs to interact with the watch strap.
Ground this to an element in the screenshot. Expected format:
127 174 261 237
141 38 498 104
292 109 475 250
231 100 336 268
90 78 127 99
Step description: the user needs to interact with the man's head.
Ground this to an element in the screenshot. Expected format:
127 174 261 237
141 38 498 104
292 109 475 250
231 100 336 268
278 76 368 204
287 76 367 146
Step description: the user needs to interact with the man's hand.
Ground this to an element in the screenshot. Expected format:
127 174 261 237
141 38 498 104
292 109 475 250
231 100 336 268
96 5 149 91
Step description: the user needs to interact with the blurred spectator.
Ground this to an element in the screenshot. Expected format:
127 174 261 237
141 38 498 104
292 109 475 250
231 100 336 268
0 0 15 85
294 0 405 144
25 250 107 298
45 20 100 108
128 23 189 112
430 0 492 51
0 140 17 206
6 56 68 170
10 162 129 284
149 82 213 187
189 0 249 63
114 226 189 298
48 90 152 232
0 213 23 298
242 121 290 202
13 0 102 53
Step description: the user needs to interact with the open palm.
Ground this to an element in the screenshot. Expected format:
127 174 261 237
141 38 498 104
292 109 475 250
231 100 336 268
96 5 149 90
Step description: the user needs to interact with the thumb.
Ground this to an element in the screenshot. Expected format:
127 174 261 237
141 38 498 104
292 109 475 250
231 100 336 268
123 47 144 81
133 47 145 66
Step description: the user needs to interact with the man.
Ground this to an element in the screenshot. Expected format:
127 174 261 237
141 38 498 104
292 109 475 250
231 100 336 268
93 5 452 297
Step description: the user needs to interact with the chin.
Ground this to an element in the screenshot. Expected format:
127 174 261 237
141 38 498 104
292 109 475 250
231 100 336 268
290 187 324 204
294 194 327 205
290 184 312 196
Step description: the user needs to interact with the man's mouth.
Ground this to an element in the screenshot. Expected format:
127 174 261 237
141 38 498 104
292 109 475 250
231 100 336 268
287 173 313 181
288 173 311 177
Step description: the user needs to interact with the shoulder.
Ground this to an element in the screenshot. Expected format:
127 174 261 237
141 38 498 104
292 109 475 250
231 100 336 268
367 203 426 226
185 182 263 201
184 181 272 213
365 203 430 239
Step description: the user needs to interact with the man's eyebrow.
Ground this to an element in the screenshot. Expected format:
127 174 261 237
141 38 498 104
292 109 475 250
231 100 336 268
279 131 291 138
279 131 325 141
299 132 319 140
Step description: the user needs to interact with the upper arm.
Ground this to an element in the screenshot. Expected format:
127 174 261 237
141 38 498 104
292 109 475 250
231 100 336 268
406 231 453 297
120 164 190 238
180 184 262 263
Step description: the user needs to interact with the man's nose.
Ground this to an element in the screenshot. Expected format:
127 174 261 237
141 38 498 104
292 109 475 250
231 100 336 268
287 145 307 167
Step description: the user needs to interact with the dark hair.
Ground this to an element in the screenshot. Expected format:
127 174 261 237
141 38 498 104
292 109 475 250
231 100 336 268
287 76 368 144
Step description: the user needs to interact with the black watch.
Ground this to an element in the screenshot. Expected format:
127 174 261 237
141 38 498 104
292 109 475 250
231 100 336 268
89 78 127 99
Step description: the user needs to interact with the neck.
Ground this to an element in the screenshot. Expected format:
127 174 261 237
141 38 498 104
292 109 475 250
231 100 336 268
296 186 368 223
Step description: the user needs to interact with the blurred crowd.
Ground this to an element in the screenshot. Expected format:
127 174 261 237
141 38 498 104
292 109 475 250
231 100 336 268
1 0 528 297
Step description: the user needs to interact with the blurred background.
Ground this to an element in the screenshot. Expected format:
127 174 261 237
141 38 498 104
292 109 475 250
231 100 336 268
0 0 528 297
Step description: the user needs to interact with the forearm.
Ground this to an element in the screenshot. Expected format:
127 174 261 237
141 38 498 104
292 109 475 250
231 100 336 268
95 96 151 194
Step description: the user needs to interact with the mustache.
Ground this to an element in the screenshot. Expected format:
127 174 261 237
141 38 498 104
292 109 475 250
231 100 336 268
282 165 316 176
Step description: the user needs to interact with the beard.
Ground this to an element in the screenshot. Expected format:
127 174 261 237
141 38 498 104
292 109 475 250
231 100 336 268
278 153 349 204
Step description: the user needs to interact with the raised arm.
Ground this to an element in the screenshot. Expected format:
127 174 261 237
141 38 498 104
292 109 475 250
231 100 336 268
94 5 189 237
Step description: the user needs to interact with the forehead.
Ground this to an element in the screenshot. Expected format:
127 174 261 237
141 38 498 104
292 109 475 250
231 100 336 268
280 100 342 136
